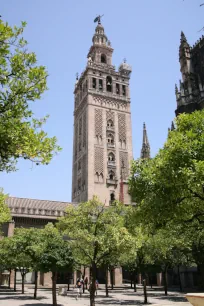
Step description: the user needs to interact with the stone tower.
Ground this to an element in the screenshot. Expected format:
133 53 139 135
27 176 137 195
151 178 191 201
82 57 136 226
140 123 150 159
175 32 204 116
72 19 133 205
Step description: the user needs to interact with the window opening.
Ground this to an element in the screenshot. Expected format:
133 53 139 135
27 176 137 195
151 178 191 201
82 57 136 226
99 79 103 91
116 83 120 95
106 76 112 92
109 170 115 180
108 153 115 161
101 54 106 63
92 78 96 89
122 85 126 96
107 119 114 128
110 192 115 202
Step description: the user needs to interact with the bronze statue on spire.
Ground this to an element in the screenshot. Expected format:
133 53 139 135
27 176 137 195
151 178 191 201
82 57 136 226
94 14 104 24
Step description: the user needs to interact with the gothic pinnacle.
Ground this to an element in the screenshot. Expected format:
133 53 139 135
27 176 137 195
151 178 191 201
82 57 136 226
141 122 150 159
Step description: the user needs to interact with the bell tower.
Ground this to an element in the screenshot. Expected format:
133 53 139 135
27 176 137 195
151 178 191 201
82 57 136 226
72 18 133 205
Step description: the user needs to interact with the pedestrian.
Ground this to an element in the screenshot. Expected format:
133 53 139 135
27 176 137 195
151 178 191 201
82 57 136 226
95 279 99 296
84 276 88 290
75 277 83 300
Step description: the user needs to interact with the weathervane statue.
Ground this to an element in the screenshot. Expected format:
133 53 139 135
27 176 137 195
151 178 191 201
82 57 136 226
94 14 104 24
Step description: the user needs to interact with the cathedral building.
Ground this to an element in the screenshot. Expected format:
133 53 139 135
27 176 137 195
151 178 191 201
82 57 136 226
1 23 204 289
72 18 133 205
175 32 204 116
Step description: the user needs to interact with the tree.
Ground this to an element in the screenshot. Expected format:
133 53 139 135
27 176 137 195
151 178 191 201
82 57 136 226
0 233 32 294
0 18 61 172
58 197 133 306
37 224 74 306
0 191 11 228
129 110 204 287
12 227 44 299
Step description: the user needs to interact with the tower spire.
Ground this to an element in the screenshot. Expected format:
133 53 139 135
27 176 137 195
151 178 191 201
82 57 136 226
141 123 150 159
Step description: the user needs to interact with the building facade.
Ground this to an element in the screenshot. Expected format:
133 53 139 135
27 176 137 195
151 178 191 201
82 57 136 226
72 19 133 205
175 32 204 116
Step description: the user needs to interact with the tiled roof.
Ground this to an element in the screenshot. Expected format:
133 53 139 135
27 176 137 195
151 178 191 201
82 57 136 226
6 197 77 219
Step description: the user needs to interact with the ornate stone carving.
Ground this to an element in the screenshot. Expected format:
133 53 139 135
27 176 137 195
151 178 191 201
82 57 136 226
94 147 104 182
119 151 128 179
83 110 87 148
95 108 103 138
118 113 126 142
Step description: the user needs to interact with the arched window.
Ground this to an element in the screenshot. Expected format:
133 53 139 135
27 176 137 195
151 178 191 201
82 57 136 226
106 76 112 92
110 192 115 202
108 152 115 162
109 170 115 181
107 119 114 128
101 54 106 63
107 133 114 144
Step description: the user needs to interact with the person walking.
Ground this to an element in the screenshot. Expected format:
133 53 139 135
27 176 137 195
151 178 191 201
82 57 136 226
76 277 83 300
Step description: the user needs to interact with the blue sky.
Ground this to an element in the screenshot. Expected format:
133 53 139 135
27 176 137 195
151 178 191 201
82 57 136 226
0 0 203 202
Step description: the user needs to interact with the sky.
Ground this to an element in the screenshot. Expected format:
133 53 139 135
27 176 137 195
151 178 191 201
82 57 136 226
0 0 203 202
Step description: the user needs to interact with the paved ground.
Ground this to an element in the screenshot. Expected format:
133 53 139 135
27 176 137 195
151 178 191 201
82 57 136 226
0 285 191 306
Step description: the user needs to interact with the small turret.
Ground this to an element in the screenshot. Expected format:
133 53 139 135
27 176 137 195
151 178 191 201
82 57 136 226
119 58 132 77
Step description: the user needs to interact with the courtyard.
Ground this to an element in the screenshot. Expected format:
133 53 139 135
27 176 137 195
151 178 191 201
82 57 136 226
0 285 191 306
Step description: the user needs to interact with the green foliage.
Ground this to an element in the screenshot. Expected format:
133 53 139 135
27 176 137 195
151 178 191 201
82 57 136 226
58 197 134 268
129 110 204 228
37 223 74 273
128 110 204 287
0 190 11 226
0 19 61 171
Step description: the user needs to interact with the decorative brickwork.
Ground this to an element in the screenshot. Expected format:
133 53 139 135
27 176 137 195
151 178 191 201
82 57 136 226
119 151 128 179
106 110 114 124
73 163 77 195
118 113 126 141
83 111 86 148
93 96 128 110
82 154 86 190
95 108 103 138
94 147 104 176
74 123 78 160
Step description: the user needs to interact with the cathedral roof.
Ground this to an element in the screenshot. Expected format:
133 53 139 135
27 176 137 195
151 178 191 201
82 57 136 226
6 197 76 219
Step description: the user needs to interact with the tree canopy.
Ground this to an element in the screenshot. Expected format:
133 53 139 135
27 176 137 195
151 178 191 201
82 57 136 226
0 18 61 172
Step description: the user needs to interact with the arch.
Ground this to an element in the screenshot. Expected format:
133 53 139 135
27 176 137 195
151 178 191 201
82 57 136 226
109 170 115 180
107 119 114 128
106 76 112 92
101 54 106 63
110 192 115 203
99 173 103 183
108 152 115 162
107 133 114 144
95 172 99 182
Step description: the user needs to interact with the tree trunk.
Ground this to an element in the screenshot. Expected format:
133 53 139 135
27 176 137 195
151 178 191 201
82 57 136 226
149 273 153 289
110 268 114 290
105 268 109 297
14 269 17 292
21 272 25 294
130 272 133 288
197 264 204 290
52 271 57 306
34 271 38 299
133 270 137 292
90 262 96 306
178 265 182 292
143 278 147 304
163 266 168 296
83 266 86 293
8 269 11 289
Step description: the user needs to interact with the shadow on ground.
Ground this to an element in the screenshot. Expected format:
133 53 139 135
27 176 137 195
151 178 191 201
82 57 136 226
0 295 47 300
157 295 188 302
96 299 151 305
20 304 63 306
